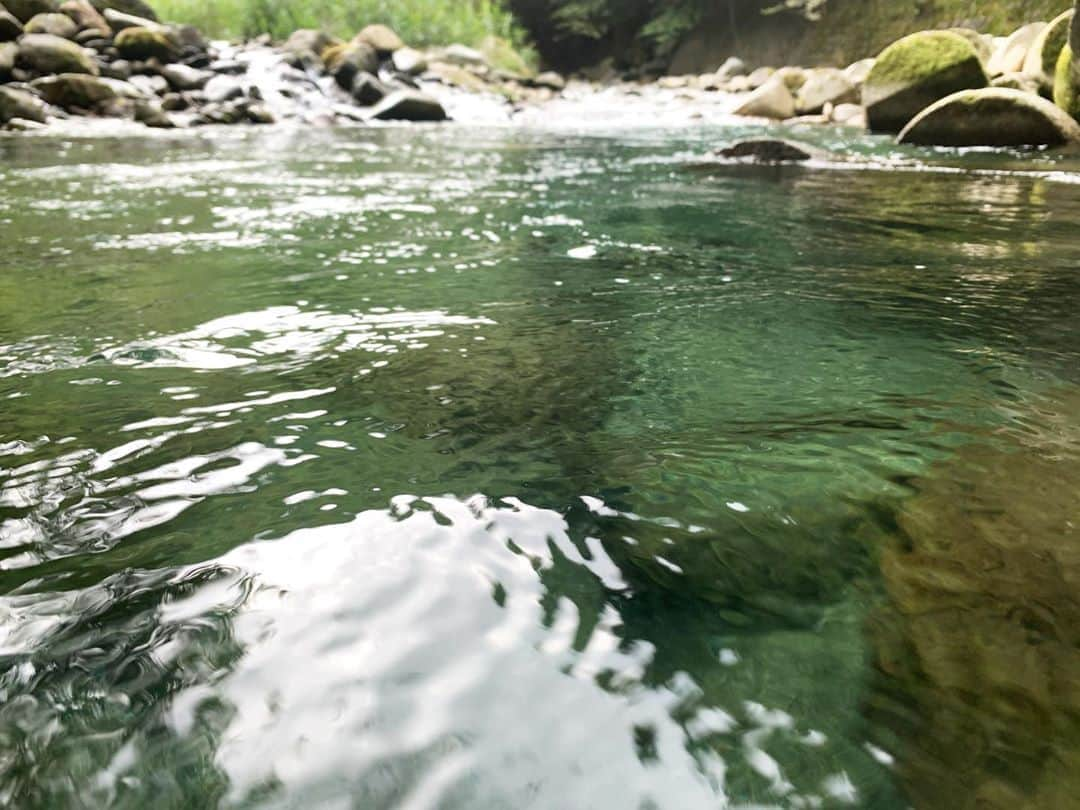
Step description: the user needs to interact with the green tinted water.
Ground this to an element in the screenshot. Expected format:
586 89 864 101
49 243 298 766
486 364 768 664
1 126 1079 809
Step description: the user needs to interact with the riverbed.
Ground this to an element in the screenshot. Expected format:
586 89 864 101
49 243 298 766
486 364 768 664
2 118 1079 809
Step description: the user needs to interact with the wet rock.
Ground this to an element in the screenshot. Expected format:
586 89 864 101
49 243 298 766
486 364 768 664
354 23 402 57
282 27 335 67
533 70 565 91
899 87 1080 146
391 45 425 75
864 30 988 133
73 27 102 43
0 39 15 76
60 0 108 34
17 32 97 73
127 72 164 94
4 0 55 24
99 57 129 78
202 73 242 102
987 22 1046 77
991 72 1041 95
0 7 23 39
350 70 387 105
368 89 447 121
24 10 74 37
795 67 857 115
716 138 821 163
30 72 116 107
160 61 209 90
322 39 377 91
133 96 170 126
114 26 176 61
0 84 48 121
1024 9 1073 95
734 75 795 119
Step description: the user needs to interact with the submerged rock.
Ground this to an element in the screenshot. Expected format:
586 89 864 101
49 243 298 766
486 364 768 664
160 62 210 90
863 30 988 133
369 89 447 121
716 138 823 163
17 31 97 73
734 74 795 119
90 0 156 22
898 87 1080 147
0 84 48 121
1024 9 1073 95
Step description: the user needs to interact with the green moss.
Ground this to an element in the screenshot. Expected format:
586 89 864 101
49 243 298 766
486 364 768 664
1054 43 1080 119
114 27 179 61
1035 11 1074 78
869 31 981 86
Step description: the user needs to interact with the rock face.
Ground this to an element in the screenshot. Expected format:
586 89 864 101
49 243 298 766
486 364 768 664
0 84 48 121
30 72 116 107
795 67 857 114
1024 10 1074 95
369 90 447 121
17 32 97 73
898 87 1080 147
354 23 403 56
733 74 795 119
863 30 988 133
114 26 177 61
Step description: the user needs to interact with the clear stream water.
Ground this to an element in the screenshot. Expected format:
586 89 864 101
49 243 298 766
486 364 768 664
1 121 1080 810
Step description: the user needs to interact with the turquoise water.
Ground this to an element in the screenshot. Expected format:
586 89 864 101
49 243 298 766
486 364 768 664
1 125 1080 809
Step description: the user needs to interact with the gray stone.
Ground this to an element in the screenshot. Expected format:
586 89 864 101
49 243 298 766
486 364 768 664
991 71 1041 95
324 39 377 91
391 46 426 75
1024 10 1074 95
0 39 15 75
24 10 75 37
90 0 157 22
127 72 165 94
843 58 875 87
368 89 447 121
734 75 795 119
0 84 48 121
17 32 97 73
438 43 485 68
745 66 775 90
160 62 210 90
717 138 821 163
30 72 116 107
351 70 387 106
898 86 1080 146
795 67 857 115
60 0 109 34
282 28 334 65
202 73 242 102
0 8 23 39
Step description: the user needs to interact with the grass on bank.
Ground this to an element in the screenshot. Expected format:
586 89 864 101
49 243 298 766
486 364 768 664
153 0 530 50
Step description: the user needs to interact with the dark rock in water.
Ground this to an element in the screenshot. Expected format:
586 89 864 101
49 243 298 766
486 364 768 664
0 9 23 40
368 89 447 121
17 32 97 73
30 72 116 107
898 87 1080 146
4 0 56 24
24 10 76 37
716 139 818 163
391 46 426 76
114 26 177 62
0 84 48 122
351 70 388 106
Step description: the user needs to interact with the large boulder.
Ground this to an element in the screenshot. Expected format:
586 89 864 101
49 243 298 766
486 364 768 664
864 30 988 133
321 39 377 90
24 10 76 37
353 23 402 56
733 74 795 119
986 22 1046 77
898 87 1080 147
113 25 176 61
794 67 857 115
368 90 447 122
4 0 56 24
0 8 23 40
60 0 109 35
30 72 116 107
0 84 48 121
1024 10 1074 96
17 31 96 73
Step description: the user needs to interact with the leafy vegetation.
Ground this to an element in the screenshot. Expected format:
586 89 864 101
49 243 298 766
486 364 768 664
153 0 529 48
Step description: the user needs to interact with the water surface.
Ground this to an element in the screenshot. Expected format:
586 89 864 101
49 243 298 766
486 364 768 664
2 123 1080 809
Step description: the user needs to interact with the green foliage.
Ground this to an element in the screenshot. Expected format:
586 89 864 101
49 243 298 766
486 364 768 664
153 0 529 49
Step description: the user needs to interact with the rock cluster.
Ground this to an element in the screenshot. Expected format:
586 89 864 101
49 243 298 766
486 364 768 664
0 1 562 131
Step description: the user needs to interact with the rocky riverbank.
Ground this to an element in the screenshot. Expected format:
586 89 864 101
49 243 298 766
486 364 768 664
1 0 1080 150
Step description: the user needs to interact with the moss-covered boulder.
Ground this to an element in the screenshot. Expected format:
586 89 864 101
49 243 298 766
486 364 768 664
24 10 76 37
864 30 988 133
17 31 96 73
30 72 116 107
1054 44 1080 120
898 87 1080 146
113 25 176 61
1023 10 1073 95
4 0 56 24
0 8 23 40
0 84 48 122
353 23 403 56
321 39 377 90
